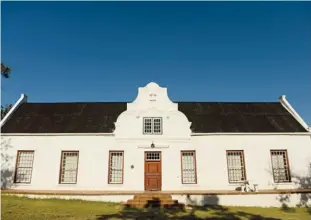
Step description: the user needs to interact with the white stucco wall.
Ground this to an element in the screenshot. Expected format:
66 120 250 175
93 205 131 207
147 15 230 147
1 134 311 192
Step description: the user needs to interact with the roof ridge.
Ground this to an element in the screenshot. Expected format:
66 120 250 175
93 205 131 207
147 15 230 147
25 102 128 104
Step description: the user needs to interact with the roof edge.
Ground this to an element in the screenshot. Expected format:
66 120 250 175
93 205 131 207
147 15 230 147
24 101 280 104
279 95 310 132
0 94 28 128
1 133 114 136
192 132 311 136
2 132 311 136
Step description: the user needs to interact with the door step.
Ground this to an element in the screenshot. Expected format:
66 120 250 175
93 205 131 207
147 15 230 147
124 193 184 209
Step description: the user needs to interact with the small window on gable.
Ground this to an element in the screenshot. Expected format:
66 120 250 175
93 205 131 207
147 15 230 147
143 117 162 135
270 150 291 183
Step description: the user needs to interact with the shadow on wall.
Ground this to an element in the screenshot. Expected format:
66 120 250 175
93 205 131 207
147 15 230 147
293 163 311 208
96 195 281 220
273 163 311 213
1 138 14 189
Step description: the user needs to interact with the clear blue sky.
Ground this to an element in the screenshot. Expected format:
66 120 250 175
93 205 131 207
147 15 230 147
2 2 311 125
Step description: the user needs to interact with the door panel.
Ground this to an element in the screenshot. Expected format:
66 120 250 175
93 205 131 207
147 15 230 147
146 176 161 190
145 152 161 191
146 163 160 173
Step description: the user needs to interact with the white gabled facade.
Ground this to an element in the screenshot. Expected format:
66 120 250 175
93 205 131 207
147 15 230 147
1 82 311 207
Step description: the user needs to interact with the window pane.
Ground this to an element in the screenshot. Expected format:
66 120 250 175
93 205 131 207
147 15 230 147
181 151 196 184
153 118 162 134
109 151 124 184
15 151 35 183
271 150 290 183
60 151 79 184
227 151 245 183
144 118 152 134
146 152 160 161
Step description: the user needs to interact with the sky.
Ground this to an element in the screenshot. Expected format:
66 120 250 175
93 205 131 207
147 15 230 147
1 2 311 125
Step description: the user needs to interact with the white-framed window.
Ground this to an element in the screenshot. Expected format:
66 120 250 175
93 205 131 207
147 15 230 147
270 150 291 183
59 151 79 184
226 150 246 183
143 117 162 134
108 151 124 184
14 151 35 183
181 151 197 184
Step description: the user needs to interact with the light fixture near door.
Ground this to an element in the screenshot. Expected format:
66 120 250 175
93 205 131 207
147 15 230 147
151 143 155 148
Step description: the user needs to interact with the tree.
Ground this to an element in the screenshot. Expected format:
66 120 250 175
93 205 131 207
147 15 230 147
1 63 12 119
1 104 13 119
1 63 11 79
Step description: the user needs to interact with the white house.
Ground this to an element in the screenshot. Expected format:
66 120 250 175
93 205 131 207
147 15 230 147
1 82 311 207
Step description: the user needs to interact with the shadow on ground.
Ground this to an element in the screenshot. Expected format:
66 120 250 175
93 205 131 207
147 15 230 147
96 195 282 220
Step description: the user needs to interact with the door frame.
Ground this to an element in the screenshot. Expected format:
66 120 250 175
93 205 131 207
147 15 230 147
144 151 162 191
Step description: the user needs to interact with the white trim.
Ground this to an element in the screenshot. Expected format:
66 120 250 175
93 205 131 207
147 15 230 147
137 144 169 149
2 132 311 137
115 137 191 141
0 94 27 127
279 95 310 132
272 183 294 186
0 133 114 136
191 132 311 136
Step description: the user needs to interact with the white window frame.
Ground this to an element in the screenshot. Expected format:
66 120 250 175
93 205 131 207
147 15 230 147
181 151 197 184
143 117 162 135
14 150 35 184
108 151 124 184
59 151 79 184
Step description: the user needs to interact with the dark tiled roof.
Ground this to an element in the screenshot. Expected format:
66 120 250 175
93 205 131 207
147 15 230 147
1 102 126 133
178 102 307 132
1 102 307 133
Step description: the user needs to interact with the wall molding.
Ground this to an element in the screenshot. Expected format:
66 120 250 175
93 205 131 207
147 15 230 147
0 133 115 136
191 132 311 136
2 132 311 137
2 188 311 196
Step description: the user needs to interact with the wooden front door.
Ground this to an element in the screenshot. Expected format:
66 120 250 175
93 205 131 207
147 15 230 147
144 151 161 191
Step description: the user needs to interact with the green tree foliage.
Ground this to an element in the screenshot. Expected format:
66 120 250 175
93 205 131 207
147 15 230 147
1 63 12 119
1 63 11 79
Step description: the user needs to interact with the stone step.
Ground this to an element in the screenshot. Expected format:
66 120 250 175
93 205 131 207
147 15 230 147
133 195 172 200
126 199 179 205
128 198 176 201
135 199 174 203
125 194 184 209
127 200 176 205
124 203 185 209
134 193 172 196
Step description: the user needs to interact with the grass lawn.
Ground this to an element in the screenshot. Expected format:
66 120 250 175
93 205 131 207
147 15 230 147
1 194 310 220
